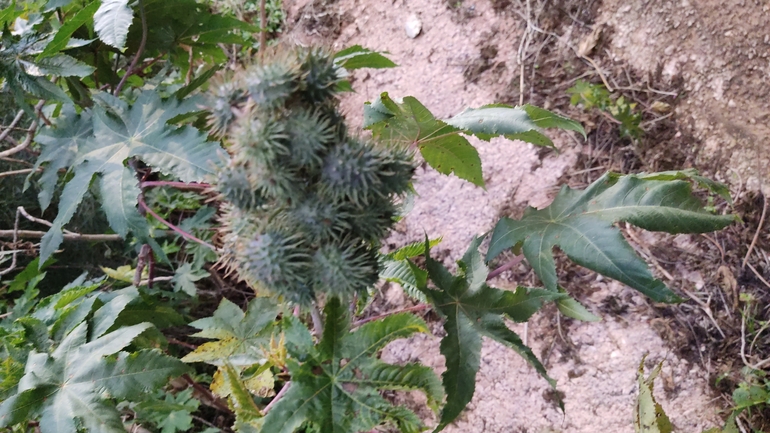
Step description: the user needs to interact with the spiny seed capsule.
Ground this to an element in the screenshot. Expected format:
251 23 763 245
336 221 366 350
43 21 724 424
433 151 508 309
216 46 415 304
244 61 299 108
238 231 310 293
298 47 344 104
310 241 379 298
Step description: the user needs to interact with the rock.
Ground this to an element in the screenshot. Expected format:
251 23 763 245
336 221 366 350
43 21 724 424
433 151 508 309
405 13 422 39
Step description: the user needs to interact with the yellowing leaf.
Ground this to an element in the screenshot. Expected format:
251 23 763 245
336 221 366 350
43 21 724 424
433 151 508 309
635 358 673 433
181 298 278 366
244 369 275 398
101 265 139 283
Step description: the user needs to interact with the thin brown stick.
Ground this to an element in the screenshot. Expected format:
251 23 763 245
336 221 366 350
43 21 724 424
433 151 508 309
167 337 197 350
181 374 231 413
17 206 56 229
259 0 267 60
0 230 122 241
743 192 767 269
0 110 25 142
134 244 150 287
0 207 21 276
0 125 37 158
352 304 430 328
0 168 40 179
138 195 218 251
114 0 147 95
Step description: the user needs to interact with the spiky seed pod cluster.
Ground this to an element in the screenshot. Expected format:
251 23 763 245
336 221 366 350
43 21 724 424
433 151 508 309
215 47 415 304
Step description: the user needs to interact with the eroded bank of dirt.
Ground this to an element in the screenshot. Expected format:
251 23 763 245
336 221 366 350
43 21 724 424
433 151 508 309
280 0 767 431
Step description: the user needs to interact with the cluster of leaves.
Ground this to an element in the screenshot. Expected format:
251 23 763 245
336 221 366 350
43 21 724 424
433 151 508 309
213 47 414 304
0 0 740 431
364 93 584 186
0 265 189 433
567 79 643 139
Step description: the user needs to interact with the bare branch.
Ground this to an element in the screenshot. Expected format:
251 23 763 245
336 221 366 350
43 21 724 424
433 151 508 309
0 207 21 276
259 0 267 60
0 168 41 179
0 230 122 242
0 110 25 142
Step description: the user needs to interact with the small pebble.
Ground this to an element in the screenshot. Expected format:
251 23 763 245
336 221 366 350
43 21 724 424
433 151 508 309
405 13 422 39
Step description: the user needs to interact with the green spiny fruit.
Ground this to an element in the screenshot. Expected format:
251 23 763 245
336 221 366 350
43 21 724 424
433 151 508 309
217 165 265 211
207 77 248 136
237 230 314 303
310 241 379 298
376 146 415 196
244 59 299 109
284 108 334 168
343 200 398 242
246 157 304 203
298 47 343 104
215 46 415 304
231 110 290 164
319 138 414 205
286 195 350 244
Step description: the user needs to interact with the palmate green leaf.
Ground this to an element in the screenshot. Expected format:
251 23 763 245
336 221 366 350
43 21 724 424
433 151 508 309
36 91 224 264
334 45 397 70
216 363 265 432
182 297 278 367
380 258 428 303
135 388 199 433
444 104 585 148
634 359 673 433
415 237 561 432
94 0 133 50
171 262 209 296
39 0 99 58
136 0 258 71
261 297 443 433
0 33 92 108
487 172 735 303
0 316 188 433
365 93 483 186
365 94 584 186
379 238 442 303
29 105 91 211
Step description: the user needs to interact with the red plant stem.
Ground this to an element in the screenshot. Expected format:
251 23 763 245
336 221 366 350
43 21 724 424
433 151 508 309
263 381 291 414
486 255 524 280
352 304 430 328
140 180 211 191
113 0 147 95
138 195 217 251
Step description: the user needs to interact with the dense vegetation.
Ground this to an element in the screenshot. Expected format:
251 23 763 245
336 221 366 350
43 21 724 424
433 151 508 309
0 1 740 432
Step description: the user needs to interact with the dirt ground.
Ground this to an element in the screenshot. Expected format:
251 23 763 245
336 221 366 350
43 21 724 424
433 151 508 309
281 0 769 431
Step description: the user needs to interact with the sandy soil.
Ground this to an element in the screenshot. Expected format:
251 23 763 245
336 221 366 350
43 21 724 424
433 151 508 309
598 0 769 197
279 0 764 431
